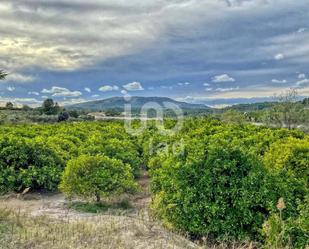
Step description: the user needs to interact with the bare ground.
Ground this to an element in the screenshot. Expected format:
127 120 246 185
0 174 257 249
0 173 200 249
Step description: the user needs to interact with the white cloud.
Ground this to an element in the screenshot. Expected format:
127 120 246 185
297 28 306 33
160 85 173 90
204 86 309 100
184 96 194 102
298 73 306 79
203 83 210 86
7 86 15 92
28 91 39 96
274 53 285 60
123 81 144 91
0 97 41 107
91 94 100 98
58 98 87 106
215 87 239 92
5 73 35 83
41 86 82 97
98 85 119 92
205 88 213 91
121 90 128 95
272 79 287 84
212 74 235 83
296 79 309 86
84 87 91 93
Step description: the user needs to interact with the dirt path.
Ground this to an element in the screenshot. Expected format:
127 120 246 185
0 173 200 249
0 171 152 220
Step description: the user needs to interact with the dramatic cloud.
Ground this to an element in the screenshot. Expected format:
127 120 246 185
99 85 119 92
123 82 144 91
41 86 82 97
1 0 309 105
212 74 235 83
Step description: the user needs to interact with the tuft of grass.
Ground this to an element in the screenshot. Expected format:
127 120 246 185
67 199 133 213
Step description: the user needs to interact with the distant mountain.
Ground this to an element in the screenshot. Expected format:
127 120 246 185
67 96 210 112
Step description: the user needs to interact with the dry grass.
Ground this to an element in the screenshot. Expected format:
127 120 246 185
0 206 261 249
0 174 261 249
0 207 196 249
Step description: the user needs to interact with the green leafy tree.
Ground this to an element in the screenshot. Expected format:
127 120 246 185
266 89 303 129
58 111 70 122
80 138 141 176
68 110 79 118
5 102 14 109
221 109 246 125
42 98 59 115
263 137 309 184
150 136 305 240
0 70 7 80
0 137 63 193
60 155 138 202
22 104 31 111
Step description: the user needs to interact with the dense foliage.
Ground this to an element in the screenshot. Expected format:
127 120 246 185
60 155 137 202
0 121 141 194
0 117 307 247
143 118 308 246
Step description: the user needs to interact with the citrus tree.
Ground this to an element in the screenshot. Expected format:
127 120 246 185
60 155 138 202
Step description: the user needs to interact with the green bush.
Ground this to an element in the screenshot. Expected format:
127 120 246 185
285 196 309 249
150 136 305 241
80 137 141 176
60 155 138 202
0 136 63 193
264 137 309 184
263 196 309 249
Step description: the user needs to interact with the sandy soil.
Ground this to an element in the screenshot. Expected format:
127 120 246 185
0 173 200 249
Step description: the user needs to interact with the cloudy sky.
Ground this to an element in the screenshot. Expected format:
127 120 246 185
0 0 309 107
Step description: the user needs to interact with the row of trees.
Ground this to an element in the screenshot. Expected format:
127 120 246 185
0 121 141 196
0 71 72 122
143 118 308 248
219 89 309 132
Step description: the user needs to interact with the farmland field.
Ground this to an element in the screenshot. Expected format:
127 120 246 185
0 118 308 248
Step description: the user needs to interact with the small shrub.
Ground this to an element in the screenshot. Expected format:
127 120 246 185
60 155 138 202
